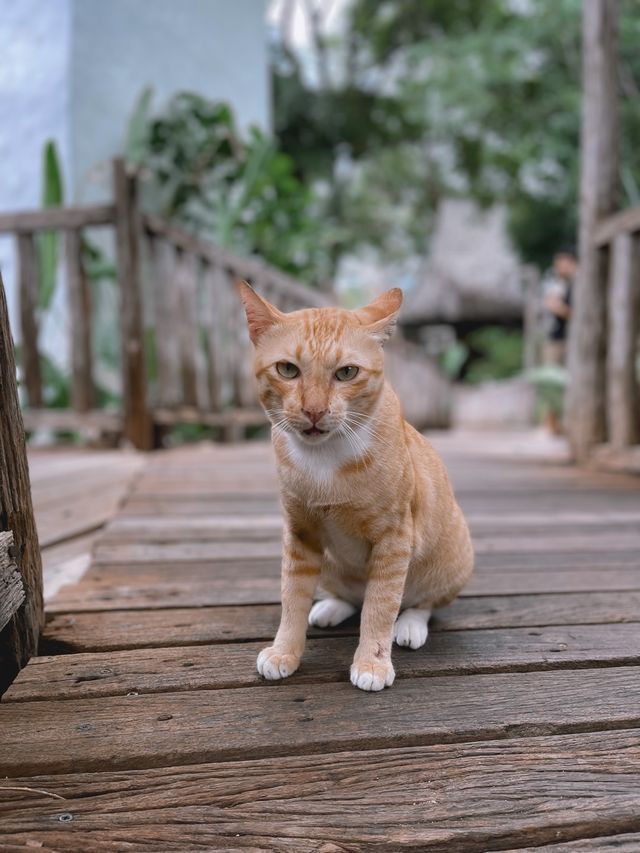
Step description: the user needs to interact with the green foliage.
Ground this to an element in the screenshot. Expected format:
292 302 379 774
37 140 64 310
125 86 154 166
129 91 330 283
439 340 469 379
463 327 523 385
273 0 640 269
528 364 567 418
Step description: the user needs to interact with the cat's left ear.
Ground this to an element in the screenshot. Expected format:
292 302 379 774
355 288 403 344
237 280 285 345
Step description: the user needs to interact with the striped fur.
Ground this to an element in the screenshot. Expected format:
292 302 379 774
239 283 474 691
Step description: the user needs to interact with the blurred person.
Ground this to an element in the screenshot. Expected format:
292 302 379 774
543 247 576 365
541 246 577 433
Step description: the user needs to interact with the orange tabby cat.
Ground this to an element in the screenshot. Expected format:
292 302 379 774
239 282 474 691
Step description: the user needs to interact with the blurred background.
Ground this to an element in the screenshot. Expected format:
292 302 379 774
1 0 638 455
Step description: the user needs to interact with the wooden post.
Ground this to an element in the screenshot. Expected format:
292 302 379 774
566 0 619 461
113 158 154 450
147 234 181 408
606 231 640 448
0 272 44 694
175 249 201 409
65 229 94 411
17 232 43 408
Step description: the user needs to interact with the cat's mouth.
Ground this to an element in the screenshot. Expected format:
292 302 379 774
302 426 328 437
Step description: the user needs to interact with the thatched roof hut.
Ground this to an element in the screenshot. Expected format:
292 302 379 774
400 200 526 333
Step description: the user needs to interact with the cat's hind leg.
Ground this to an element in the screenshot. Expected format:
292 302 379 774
393 607 431 649
309 597 357 628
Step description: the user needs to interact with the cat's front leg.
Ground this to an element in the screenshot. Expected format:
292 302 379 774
351 533 411 692
257 525 321 681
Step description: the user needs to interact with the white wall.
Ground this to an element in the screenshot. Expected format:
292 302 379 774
70 0 270 202
0 0 72 326
0 0 269 332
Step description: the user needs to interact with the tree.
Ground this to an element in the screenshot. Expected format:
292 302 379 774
272 0 640 270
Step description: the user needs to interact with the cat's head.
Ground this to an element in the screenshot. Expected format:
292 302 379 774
238 282 402 445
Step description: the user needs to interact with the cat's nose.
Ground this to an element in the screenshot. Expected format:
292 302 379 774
303 408 328 425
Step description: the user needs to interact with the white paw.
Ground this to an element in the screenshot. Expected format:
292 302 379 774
394 609 430 649
350 659 395 692
309 598 357 628
256 646 300 680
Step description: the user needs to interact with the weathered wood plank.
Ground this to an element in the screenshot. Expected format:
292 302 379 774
0 532 25 633
65 229 94 411
21 408 122 433
0 203 115 234
48 560 640 613
0 274 44 693
1 667 640 775
606 230 640 448
1 731 640 852
39 592 640 654
90 533 640 563
113 158 153 450
7 622 640 702
100 512 640 542
503 835 640 852
17 232 43 407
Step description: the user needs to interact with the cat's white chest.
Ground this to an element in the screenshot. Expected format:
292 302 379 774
320 517 370 570
284 427 371 488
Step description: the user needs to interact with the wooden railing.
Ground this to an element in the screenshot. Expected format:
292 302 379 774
0 159 330 449
591 206 640 452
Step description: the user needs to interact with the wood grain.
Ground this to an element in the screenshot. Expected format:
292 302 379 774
39 591 640 654
1 667 640 774
0 274 44 693
8 623 640 702
48 560 640 613
1 731 639 852
0 532 25 633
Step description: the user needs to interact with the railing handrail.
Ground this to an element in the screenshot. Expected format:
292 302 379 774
142 213 330 309
594 205 640 247
0 204 116 234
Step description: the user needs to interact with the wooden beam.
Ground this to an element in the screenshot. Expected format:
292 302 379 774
113 159 154 450
0 204 115 234
21 408 122 433
17 232 43 407
0 272 44 694
152 407 267 428
0 532 25 634
594 205 640 246
606 232 640 448
65 230 94 411
566 0 619 461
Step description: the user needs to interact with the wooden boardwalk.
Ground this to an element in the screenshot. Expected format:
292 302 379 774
2 435 640 851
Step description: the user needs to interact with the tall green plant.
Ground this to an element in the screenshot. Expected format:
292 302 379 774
37 140 64 310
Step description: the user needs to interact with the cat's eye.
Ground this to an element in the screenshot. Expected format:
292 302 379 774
335 365 359 381
276 361 300 379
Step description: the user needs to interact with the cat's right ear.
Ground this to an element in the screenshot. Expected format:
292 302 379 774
237 281 284 345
